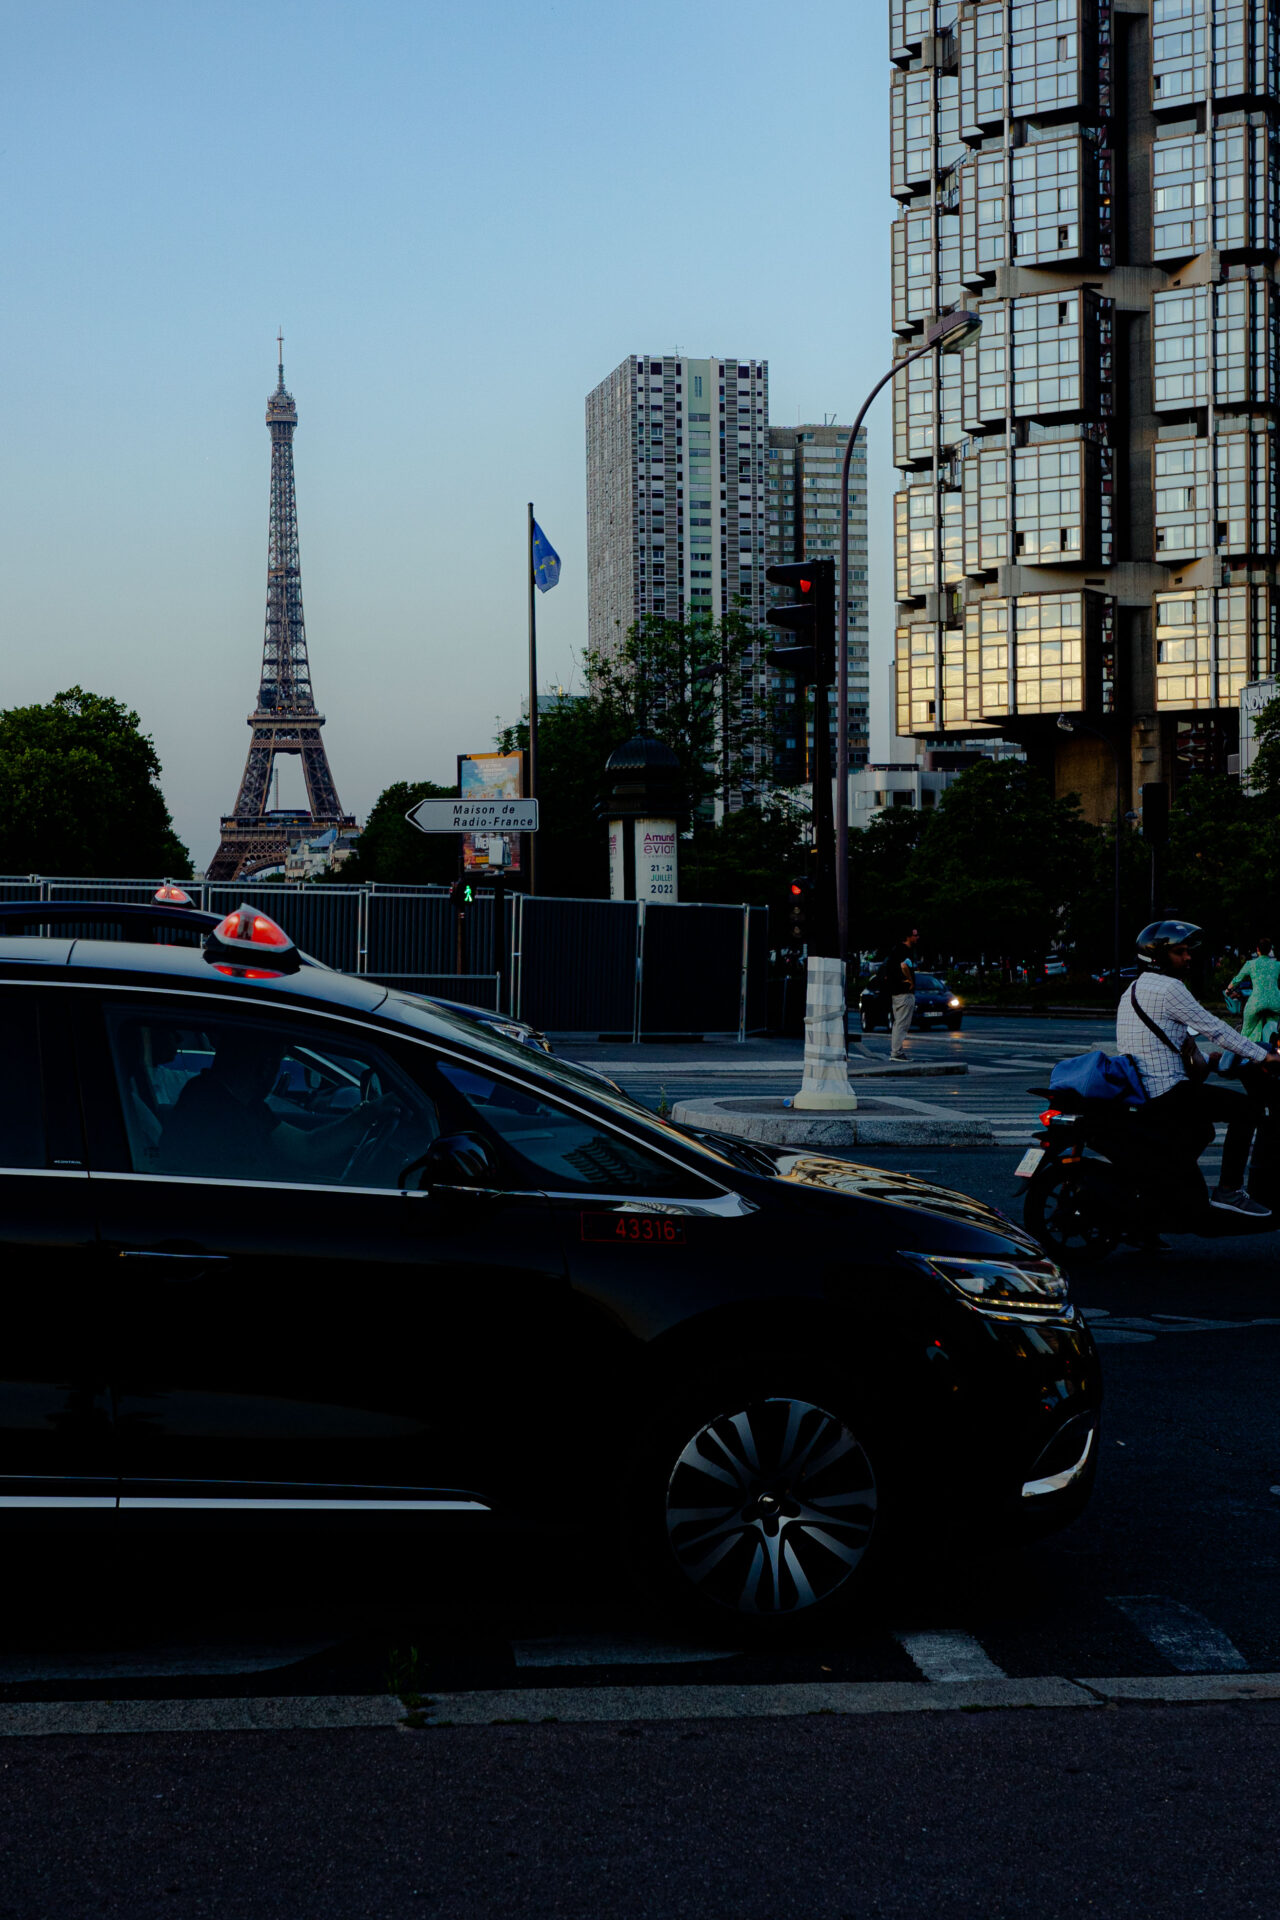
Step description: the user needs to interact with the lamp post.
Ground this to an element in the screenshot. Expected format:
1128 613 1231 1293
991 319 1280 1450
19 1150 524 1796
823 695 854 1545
836 309 983 965
1057 712 1124 982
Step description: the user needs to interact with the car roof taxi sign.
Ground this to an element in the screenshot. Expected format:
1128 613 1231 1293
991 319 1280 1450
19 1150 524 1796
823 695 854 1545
203 904 302 979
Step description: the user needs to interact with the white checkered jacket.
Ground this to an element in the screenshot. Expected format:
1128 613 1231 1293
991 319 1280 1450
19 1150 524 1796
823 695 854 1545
1116 973 1272 1100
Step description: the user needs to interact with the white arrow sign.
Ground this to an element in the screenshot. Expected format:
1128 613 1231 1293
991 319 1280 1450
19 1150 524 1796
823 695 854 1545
406 798 539 834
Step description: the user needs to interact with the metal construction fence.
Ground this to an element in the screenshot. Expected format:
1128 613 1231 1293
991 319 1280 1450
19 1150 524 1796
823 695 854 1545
0 877 769 1038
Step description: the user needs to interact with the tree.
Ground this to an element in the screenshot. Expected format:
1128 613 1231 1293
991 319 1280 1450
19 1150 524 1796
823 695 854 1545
678 801 810 922
585 608 777 810
0 687 190 876
1246 694 1280 803
326 779 458 885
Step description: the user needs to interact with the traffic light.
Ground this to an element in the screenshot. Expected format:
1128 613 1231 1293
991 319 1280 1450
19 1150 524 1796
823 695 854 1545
787 876 811 947
765 559 835 685
449 877 476 911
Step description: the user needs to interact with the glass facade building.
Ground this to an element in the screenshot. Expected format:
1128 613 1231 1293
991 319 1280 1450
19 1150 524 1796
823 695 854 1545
890 0 1280 807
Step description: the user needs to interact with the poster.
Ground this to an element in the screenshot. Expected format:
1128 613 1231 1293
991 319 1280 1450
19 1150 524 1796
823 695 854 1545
458 750 524 871
635 817 678 901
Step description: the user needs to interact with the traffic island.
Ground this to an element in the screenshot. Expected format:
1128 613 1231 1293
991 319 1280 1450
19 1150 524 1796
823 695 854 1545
670 1094 995 1148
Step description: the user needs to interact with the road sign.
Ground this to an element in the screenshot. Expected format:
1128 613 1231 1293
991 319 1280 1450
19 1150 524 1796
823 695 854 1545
406 798 539 834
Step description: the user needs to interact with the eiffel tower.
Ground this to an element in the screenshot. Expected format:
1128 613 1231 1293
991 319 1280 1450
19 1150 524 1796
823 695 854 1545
207 337 355 881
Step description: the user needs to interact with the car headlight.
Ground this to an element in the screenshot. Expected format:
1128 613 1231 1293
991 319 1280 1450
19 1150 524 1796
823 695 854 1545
903 1251 1069 1317
948 997 961 1008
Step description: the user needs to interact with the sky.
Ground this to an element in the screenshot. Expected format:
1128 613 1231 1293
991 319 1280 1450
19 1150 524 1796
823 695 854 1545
1 0 893 870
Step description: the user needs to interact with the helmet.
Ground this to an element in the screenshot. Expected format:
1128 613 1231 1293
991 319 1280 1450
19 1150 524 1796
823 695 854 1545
1136 919 1203 972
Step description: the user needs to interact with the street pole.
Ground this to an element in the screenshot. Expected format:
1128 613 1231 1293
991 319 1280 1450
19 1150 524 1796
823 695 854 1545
527 501 538 896
837 311 983 964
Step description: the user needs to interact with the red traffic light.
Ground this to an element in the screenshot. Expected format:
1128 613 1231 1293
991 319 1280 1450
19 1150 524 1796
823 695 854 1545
789 882 804 897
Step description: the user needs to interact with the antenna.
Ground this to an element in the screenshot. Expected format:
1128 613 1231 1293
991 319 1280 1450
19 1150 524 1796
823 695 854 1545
276 329 284 385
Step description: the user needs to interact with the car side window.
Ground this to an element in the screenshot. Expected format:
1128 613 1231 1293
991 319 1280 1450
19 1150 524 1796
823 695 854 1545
0 989 45 1169
102 1004 441 1191
434 1059 722 1199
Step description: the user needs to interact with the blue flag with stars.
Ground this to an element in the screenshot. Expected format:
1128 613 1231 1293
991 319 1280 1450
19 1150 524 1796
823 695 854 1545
532 521 561 594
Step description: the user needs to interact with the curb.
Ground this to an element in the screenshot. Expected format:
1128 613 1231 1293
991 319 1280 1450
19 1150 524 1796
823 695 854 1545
5 1673 1280 1736
670 1096 996 1149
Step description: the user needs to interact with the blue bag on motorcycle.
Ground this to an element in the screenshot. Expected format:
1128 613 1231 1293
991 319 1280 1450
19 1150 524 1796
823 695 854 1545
1048 1050 1148 1104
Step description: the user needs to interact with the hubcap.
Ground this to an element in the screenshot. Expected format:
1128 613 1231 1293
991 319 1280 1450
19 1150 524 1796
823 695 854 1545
665 1397 877 1616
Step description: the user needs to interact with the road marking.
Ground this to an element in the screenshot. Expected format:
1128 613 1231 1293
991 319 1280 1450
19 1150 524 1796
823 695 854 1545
512 1633 737 1669
1083 1311 1280 1345
895 1630 1007 1683
1109 1596 1250 1673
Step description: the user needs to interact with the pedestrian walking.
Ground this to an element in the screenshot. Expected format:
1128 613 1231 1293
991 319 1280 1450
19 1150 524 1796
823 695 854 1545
1226 939 1280 1047
876 926 920 1061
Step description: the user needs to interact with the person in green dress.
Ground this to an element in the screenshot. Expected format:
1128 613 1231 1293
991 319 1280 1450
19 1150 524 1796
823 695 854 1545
1226 939 1280 1045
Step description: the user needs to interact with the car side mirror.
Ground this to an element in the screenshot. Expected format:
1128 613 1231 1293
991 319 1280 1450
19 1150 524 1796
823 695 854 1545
403 1131 498 1192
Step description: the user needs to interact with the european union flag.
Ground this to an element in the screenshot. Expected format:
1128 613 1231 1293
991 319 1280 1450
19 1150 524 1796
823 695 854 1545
532 521 562 594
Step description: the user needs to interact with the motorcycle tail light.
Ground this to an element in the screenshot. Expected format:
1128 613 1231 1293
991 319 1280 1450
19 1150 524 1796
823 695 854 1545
1038 1109 1062 1126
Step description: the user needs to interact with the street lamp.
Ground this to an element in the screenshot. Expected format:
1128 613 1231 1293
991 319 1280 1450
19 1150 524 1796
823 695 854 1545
1057 712 1124 982
836 310 983 963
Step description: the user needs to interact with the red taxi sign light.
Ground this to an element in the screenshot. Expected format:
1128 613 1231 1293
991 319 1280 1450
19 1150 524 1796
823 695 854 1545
154 884 193 907
203 903 301 978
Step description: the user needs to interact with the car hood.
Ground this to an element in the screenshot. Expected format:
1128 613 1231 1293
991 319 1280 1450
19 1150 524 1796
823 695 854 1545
768 1152 1040 1249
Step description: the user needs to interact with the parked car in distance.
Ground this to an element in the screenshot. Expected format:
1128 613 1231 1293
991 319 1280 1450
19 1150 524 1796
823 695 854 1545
859 971 963 1033
0 904 1098 1632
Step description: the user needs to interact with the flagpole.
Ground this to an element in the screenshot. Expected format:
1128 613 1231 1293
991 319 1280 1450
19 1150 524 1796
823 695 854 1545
527 500 538 896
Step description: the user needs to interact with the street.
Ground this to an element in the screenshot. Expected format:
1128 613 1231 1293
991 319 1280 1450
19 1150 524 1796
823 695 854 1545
4 1014 1280 1915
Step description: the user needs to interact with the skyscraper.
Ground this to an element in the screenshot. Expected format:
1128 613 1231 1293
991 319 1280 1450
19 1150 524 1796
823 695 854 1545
585 353 771 794
889 0 1279 817
766 424 870 786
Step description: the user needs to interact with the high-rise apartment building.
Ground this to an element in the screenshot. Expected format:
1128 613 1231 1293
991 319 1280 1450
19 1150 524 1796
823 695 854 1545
889 0 1279 817
586 353 771 793
766 425 870 786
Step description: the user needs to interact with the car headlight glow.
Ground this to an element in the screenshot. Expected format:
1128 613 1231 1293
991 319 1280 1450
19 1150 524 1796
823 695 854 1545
903 1251 1069 1317
948 996 961 1008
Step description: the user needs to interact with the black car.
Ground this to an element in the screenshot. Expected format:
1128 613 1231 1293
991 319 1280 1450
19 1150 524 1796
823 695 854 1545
0 906 1098 1629
860 971 964 1033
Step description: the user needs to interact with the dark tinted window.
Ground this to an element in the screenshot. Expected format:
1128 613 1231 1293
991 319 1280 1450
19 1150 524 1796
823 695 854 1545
103 1004 440 1191
914 974 945 991
435 1061 721 1198
0 989 44 1168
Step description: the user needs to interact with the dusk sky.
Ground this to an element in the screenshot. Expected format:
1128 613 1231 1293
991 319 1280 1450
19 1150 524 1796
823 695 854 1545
2 0 891 869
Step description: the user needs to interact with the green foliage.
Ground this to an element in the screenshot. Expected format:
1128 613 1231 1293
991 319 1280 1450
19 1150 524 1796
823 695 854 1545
851 760 1093 965
678 802 810 921
0 687 190 876
585 608 776 811
495 694 629 898
1247 694 1280 802
327 779 457 885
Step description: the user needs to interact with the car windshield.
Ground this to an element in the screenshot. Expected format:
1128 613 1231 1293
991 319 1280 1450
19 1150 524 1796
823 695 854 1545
913 974 944 991
380 989 742 1175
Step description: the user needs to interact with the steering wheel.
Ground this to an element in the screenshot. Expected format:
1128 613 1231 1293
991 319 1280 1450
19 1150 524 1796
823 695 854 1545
336 1068 406 1185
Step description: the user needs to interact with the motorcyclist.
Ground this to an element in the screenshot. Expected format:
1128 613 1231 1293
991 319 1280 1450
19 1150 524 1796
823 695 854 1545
1116 920 1280 1218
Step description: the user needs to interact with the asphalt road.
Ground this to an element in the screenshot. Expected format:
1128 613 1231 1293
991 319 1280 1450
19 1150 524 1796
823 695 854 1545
560 1012 1124 1148
8 1015 1280 1916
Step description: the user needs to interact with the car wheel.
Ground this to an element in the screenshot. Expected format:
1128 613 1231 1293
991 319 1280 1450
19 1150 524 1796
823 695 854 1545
625 1375 884 1632
1024 1163 1119 1265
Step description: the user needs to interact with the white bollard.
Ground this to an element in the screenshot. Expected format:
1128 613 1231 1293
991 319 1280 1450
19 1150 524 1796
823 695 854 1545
792 954 858 1111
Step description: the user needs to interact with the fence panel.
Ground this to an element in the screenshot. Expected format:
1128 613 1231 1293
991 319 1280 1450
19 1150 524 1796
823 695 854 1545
516 896 638 1033
365 972 500 1011
640 904 754 1035
0 878 46 904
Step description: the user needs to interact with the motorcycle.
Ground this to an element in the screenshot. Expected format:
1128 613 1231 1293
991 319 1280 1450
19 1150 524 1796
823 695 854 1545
1015 1072 1280 1263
